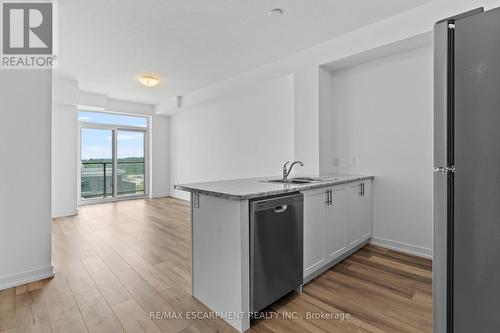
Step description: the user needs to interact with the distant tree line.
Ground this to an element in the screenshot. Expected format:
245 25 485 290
82 157 144 175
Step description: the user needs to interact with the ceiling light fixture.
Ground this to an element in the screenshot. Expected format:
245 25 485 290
269 8 284 17
137 74 160 87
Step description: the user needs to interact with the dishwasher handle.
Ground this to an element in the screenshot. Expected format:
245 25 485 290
251 193 303 212
274 205 288 213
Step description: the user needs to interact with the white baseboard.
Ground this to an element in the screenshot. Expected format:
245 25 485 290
369 236 432 259
150 193 171 199
52 209 78 218
0 265 55 291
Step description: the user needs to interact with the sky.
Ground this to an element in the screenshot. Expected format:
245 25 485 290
79 112 146 160
78 111 147 127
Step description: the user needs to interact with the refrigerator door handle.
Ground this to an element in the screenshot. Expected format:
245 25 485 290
434 166 456 173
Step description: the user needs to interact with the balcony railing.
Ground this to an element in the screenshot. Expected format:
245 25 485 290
81 161 145 199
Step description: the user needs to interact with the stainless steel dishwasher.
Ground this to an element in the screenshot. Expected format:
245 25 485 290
250 193 303 313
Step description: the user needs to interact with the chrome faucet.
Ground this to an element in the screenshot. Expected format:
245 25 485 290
282 160 304 181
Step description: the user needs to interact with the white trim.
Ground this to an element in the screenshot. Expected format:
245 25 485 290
77 124 81 201
0 266 55 291
77 121 148 132
150 193 171 199
148 116 153 201
77 105 105 112
369 236 432 259
79 195 146 206
77 106 151 119
52 209 79 218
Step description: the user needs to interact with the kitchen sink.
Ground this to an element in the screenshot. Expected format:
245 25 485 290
262 179 313 184
261 176 337 184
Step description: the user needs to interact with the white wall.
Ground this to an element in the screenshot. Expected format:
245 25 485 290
320 46 433 257
163 0 500 257
294 67 320 174
160 0 500 174
52 79 79 217
151 115 170 197
170 75 294 200
0 70 54 289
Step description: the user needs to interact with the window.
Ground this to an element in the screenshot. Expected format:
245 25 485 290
81 128 113 199
79 111 148 202
78 111 147 127
116 130 145 196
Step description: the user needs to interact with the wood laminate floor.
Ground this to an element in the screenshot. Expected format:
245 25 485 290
0 197 432 333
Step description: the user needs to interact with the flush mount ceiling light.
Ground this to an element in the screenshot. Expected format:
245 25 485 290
269 8 284 17
137 74 160 87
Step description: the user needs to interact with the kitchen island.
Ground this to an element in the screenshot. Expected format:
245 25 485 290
175 174 373 332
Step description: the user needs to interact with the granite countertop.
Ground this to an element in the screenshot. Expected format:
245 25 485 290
174 174 374 200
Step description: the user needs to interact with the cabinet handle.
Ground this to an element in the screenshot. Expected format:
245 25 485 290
274 205 288 213
325 189 333 205
329 189 333 205
361 183 365 196
193 193 200 208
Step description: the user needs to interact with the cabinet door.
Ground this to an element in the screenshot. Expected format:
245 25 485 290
325 186 347 259
359 181 372 241
347 182 362 247
303 189 327 277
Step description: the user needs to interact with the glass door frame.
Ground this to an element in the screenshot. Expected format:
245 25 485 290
78 122 149 205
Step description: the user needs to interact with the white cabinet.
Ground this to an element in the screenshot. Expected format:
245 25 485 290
302 179 371 279
346 182 362 246
303 188 328 276
347 181 372 247
359 181 372 241
325 186 347 259
303 185 347 277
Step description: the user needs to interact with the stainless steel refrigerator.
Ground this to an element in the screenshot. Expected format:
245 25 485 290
434 6 500 333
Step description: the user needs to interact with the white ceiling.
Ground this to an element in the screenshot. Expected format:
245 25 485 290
56 0 431 109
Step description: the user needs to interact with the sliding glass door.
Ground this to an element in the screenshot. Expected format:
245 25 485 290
116 130 145 196
80 124 147 203
80 128 114 199
79 111 148 203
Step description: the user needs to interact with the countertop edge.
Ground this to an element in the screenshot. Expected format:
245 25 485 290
174 175 374 201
